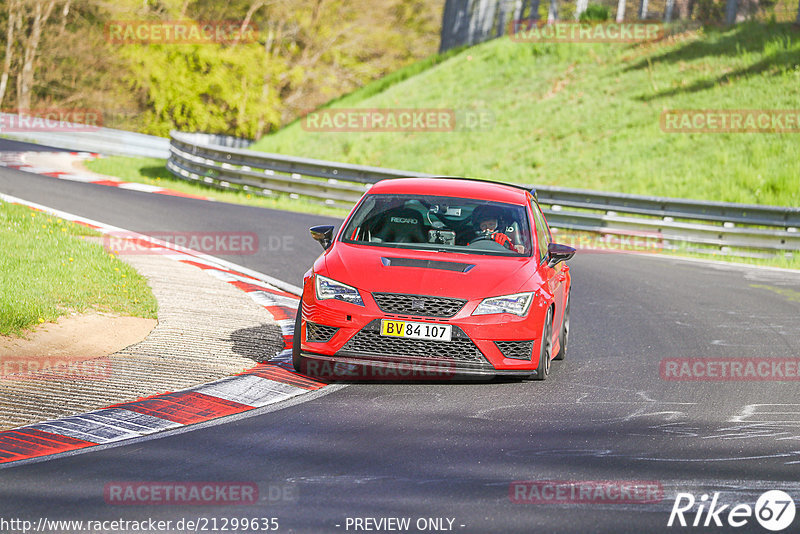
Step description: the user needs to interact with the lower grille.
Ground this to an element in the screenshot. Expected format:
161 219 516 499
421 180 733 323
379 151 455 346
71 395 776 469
306 322 339 343
495 340 534 360
339 320 489 365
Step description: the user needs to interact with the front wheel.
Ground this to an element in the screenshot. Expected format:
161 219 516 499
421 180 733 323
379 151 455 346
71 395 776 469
531 308 553 381
554 292 570 361
292 298 307 373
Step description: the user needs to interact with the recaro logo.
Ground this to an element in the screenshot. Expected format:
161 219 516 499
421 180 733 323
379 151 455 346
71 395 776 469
390 217 418 224
668 490 796 531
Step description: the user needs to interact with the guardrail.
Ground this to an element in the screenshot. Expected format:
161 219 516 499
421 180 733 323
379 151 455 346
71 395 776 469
0 113 169 158
168 130 799 259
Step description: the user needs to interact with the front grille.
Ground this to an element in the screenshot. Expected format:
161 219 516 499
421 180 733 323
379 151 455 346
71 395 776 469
495 340 534 360
306 322 339 343
372 293 467 318
339 320 488 365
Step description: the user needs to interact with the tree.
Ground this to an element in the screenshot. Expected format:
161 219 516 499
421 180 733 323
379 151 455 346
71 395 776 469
513 0 526 22
548 0 559 22
528 0 542 21
476 0 498 41
616 0 626 21
664 0 675 21
496 0 507 36
575 0 589 19
0 0 442 135
725 0 738 24
0 0 66 111
16 0 58 111
0 0 18 108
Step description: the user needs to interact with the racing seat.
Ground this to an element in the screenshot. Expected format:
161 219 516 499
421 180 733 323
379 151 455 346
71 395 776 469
371 208 427 244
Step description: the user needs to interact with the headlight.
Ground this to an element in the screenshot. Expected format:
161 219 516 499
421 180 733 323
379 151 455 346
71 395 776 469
472 292 533 316
315 275 364 306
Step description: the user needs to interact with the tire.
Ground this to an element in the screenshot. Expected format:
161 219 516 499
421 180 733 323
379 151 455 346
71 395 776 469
531 307 553 381
554 292 570 361
292 298 307 373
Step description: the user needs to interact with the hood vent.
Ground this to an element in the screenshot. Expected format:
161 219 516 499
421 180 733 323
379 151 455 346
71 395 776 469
381 257 475 273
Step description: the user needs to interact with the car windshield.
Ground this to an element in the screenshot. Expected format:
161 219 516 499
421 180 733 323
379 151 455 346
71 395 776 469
340 194 532 256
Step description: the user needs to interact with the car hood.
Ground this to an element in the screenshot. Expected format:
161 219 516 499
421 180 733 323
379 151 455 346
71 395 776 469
320 243 533 300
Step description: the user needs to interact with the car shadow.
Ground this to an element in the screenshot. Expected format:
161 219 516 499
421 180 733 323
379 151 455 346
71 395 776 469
226 323 286 364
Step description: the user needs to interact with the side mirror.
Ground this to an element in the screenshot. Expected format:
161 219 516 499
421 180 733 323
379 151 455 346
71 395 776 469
310 225 335 250
547 242 576 268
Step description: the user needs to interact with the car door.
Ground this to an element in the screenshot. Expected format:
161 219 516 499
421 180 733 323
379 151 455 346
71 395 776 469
531 198 567 334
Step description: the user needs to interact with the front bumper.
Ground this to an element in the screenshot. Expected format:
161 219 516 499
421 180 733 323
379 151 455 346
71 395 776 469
299 351 535 380
300 280 548 375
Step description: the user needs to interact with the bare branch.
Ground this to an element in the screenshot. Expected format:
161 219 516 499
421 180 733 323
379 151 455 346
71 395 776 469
0 0 19 107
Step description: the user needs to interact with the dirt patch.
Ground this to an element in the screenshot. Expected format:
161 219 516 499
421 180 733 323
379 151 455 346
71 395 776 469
0 311 156 363
542 63 576 101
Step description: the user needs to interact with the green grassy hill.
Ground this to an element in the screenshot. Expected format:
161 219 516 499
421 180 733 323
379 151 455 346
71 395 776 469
251 22 800 207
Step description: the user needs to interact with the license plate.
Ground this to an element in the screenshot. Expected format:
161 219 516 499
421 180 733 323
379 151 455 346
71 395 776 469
380 320 452 341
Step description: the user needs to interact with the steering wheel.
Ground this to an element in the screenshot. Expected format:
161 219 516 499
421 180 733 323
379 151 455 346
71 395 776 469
468 233 496 245
469 231 517 251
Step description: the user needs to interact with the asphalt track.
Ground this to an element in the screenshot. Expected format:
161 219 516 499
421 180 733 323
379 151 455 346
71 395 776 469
1 139 800 533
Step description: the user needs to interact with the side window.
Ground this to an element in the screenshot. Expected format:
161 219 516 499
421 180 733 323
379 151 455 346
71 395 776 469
531 200 551 262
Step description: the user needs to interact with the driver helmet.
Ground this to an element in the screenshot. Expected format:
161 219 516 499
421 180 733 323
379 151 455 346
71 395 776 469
472 205 505 234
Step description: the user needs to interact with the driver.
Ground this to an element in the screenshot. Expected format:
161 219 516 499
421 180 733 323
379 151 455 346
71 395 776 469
471 205 515 251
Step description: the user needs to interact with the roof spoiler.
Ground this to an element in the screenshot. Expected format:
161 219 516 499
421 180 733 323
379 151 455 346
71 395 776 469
421 175 540 201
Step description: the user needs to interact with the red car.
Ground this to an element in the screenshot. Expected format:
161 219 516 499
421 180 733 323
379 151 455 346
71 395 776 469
293 177 575 380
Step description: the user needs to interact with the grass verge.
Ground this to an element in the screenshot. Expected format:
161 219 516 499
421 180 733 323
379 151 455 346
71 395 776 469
251 22 800 208
0 201 158 337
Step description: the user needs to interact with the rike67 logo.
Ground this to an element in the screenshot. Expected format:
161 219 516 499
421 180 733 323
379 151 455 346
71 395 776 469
668 490 796 531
